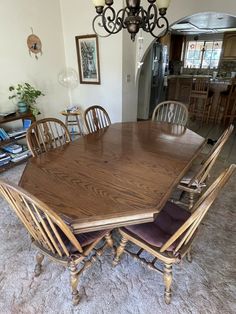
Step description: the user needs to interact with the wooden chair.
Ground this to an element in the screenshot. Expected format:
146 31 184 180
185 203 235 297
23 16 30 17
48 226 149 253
0 180 114 305
152 101 188 126
177 124 234 209
113 164 236 304
84 105 111 134
26 118 71 157
189 78 213 124
222 79 236 125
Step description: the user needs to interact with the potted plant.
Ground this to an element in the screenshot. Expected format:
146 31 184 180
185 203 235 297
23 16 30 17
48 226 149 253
8 83 44 116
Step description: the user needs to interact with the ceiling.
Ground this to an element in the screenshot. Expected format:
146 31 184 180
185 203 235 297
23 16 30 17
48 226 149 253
170 12 236 34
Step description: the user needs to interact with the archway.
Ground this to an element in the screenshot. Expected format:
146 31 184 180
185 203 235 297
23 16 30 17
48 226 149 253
137 12 236 121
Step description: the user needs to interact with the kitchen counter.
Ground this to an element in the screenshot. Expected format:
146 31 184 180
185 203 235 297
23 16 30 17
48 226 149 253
168 75 231 85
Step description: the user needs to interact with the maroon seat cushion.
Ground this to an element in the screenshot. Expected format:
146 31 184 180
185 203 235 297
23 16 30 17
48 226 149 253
42 219 110 255
76 229 109 248
121 201 191 252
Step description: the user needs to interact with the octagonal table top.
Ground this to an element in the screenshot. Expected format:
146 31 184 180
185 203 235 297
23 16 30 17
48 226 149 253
19 121 205 233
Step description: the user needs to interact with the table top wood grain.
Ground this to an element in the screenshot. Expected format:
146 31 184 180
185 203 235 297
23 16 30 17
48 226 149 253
19 122 206 233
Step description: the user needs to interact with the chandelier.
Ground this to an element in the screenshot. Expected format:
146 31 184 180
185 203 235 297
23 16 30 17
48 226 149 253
92 0 171 41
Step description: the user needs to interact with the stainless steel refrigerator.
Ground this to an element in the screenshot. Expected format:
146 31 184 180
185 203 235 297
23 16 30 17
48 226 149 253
137 42 169 120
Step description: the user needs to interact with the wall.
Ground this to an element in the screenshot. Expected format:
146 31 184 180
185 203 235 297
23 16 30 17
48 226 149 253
0 0 69 119
59 0 123 123
122 31 138 122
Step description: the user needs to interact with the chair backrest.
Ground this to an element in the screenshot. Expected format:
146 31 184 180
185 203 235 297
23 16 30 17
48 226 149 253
26 118 71 157
152 101 188 126
84 105 111 134
161 164 236 254
0 180 83 258
190 78 210 99
189 124 234 187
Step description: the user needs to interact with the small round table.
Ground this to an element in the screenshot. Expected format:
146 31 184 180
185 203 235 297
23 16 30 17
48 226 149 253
60 109 84 137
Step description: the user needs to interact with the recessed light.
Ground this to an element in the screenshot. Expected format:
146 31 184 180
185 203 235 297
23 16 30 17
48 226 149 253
217 17 224 20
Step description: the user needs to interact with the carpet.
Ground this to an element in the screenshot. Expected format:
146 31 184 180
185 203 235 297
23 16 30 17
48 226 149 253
0 162 235 314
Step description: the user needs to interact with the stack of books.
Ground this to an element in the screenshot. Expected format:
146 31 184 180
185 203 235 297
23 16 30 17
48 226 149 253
3 143 23 154
9 145 31 163
0 128 10 141
1 144 31 164
0 151 11 166
8 127 27 140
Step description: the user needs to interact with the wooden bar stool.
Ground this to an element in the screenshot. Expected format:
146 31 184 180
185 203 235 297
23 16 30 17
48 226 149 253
189 78 214 124
215 79 236 125
223 79 236 125
61 109 84 137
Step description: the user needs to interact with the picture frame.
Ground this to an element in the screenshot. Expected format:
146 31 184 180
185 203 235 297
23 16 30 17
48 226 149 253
75 34 101 85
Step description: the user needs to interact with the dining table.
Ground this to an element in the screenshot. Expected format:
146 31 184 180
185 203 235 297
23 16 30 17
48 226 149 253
19 121 206 234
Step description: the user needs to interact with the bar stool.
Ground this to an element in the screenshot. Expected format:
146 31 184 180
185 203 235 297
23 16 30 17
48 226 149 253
60 109 84 137
214 85 231 124
215 79 236 125
223 79 236 125
189 78 214 124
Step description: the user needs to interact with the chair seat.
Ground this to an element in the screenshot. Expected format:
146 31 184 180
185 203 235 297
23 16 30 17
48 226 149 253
42 219 110 255
121 201 190 252
67 229 111 253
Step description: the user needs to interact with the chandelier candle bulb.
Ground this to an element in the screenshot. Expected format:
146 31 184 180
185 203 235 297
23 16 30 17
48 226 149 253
92 0 105 14
93 0 105 6
92 0 171 41
156 0 171 9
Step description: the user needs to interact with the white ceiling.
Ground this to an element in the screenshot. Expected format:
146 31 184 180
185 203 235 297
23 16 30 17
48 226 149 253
171 12 236 34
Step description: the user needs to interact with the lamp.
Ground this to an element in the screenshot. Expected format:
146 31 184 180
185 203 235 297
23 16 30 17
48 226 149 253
92 0 171 41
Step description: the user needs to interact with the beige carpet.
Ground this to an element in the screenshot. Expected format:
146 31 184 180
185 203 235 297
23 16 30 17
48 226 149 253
0 162 235 314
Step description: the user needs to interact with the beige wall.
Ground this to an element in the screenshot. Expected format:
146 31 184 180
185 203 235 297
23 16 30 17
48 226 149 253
60 0 123 123
0 0 69 118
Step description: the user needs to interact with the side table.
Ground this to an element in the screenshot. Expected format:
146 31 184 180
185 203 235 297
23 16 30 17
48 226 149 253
60 110 84 137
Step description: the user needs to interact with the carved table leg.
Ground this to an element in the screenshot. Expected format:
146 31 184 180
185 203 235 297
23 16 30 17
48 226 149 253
34 252 44 277
163 263 173 305
68 260 80 305
113 236 128 267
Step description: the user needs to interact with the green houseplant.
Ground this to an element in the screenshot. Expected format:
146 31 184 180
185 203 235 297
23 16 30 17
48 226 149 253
9 83 44 116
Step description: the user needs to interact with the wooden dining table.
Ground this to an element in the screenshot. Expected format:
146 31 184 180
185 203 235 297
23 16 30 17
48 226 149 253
19 121 206 234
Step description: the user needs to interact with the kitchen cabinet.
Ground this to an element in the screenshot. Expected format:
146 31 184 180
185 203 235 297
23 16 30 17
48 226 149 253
222 32 236 59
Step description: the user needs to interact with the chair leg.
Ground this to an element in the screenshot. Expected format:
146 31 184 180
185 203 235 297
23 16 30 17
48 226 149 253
68 260 80 305
113 236 128 266
163 263 173 305
34 252 44 277
186 248 193 263
105 232 115 252
189 191 194 210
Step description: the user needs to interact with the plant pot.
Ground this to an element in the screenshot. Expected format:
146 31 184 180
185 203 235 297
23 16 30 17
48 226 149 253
17 102 28 113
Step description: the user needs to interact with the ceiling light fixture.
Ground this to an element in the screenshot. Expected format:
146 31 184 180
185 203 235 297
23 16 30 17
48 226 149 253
92 0 171 41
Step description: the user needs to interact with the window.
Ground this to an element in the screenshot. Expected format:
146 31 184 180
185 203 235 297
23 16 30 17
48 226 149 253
184 40 222 69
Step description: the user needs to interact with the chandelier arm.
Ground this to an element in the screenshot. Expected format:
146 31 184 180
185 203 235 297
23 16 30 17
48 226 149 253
92 15 112 37
146 4 158 33
140 8 149 32
101 7 128 35
148 16 169 39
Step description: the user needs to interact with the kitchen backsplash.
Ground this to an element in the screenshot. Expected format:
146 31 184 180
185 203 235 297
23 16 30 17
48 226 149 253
218 60 236 77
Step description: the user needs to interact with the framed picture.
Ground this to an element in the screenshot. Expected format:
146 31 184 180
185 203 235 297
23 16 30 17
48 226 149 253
75 34 101 85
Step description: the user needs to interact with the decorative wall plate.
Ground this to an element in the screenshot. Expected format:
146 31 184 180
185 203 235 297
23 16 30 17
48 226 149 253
27 30 42 59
